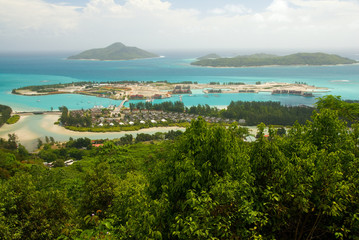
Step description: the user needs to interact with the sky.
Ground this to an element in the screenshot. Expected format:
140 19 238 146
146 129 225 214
0 0 358 53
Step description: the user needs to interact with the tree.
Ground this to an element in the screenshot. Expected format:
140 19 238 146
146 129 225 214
37 138 43 149
129 103 135 112
59 106 69 125
150 117 256 239
81 162 118 217
316 95 359 123
7 134 17 150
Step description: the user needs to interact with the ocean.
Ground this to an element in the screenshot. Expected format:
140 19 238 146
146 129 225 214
1 51 359 111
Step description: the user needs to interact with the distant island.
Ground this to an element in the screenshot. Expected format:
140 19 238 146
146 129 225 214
191 52 358 67
197 53 221 60
68 42 159 61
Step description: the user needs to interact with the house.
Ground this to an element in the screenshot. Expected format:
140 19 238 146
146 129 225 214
92 143 104 147
64 159 74 166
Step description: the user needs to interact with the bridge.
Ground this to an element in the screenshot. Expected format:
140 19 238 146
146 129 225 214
112 97 128 116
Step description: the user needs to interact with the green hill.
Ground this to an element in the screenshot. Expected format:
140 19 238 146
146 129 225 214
191 52 357 67
197 53 221 60
68 42 159 61
236 53 278 59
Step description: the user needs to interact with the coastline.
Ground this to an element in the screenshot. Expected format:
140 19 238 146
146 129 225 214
67 56 162 61
13 81 328 99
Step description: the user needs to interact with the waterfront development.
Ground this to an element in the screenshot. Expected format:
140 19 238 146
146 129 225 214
13 81 328 99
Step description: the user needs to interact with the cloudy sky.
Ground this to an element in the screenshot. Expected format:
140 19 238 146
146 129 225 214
0 0 358 52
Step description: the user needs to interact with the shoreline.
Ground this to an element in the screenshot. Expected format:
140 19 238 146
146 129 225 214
0 114 279 152
40 115 185 136
67 56 163 62
190 62 359 69
13 81 328 99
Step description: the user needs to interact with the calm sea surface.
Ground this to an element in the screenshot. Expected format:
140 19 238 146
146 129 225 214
1 52 359 111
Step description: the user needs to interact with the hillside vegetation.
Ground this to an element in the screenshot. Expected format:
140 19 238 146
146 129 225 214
1 96 359 239
0 105 12 127
197 53 221 60
192 52 357 67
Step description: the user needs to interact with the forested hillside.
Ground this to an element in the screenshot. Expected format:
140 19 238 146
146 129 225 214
1 96 359 239
191 52 357 67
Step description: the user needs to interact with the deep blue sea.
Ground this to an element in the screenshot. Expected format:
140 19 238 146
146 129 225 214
1 51 359 111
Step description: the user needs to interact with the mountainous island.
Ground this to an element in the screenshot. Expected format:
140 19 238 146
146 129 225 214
197 53 221 60
68 42 159 61
191 52 358 67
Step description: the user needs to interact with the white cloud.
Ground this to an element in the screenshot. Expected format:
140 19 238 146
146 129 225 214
0 0 79 33
209 4 252 15
0 0 358 51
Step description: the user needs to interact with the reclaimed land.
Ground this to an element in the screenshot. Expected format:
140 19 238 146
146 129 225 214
12 80 329 100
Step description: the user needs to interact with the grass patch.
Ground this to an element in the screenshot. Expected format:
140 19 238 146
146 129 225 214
6 115 20 124
64 122 190 132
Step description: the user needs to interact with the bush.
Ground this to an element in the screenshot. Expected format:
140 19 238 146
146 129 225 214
6 115 20 124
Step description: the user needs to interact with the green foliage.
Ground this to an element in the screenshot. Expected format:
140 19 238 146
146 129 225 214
0 172 74 239
133 100 185 112
66 137 92 149
81 162 119 216
316 95 359 123
0 105 12 127
188 101 314 125
6 115 20 124
1 97 359 239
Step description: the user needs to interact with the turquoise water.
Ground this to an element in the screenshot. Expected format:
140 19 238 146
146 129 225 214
1 52 359 111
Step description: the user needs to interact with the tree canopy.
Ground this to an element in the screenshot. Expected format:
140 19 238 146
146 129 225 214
1 96 359 239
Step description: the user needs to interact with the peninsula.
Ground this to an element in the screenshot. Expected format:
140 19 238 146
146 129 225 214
191 52 358 67
68 42 159 61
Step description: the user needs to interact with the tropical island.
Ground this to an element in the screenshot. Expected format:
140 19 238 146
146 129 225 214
197 53 221 60
68 42 159 61
12 80 329 100
191 52 358 67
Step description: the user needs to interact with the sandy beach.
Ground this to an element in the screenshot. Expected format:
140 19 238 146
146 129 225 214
0 116 38 141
